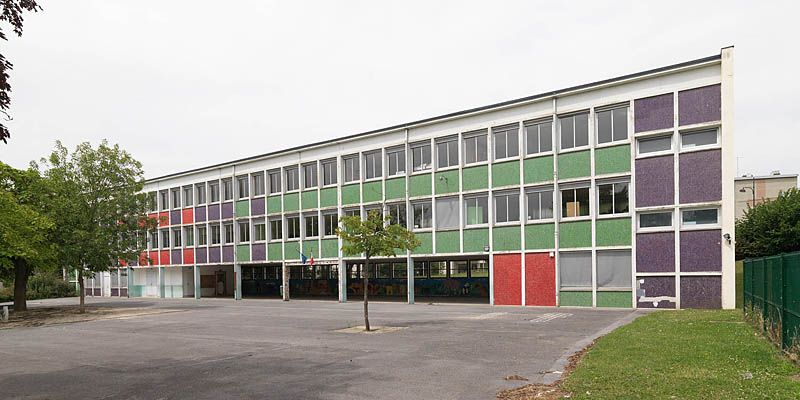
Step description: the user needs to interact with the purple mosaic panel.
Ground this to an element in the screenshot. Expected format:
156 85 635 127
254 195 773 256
680 229 722 272
207 204 220 221
634 93 673 132
196 247 208 264
635 155 674 207
195 206 207 222
637 276 676 309
171 249 182 265
680 276 722 309
170 210 181 225
636 232 675 272
222 202 234 219
209 246 221 263
252 243 266 261
251 198 266 216
678 84 721 126
679 149 721 204
222 245 234 262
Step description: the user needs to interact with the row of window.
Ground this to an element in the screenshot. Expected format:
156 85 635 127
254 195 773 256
241 260 490 281
637 128 718 156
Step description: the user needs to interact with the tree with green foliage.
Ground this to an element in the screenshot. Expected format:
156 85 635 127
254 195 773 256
0 162 55 311
336 210 419 331
736 187 800 259
35 140 155 311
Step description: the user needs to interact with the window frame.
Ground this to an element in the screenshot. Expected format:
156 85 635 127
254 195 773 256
364 151 383 180
343 155 360 183
302 162 318 189
183 226 194 247
238 221 250 243
558 112 590 151
463 194 489 227
596 180 630 217
254 221 267 242
323 212 338 237
183 186 193 207
286 215 301 239
595 105 629 146
386 203 407 227
222 179 233 201
159 190 169 211
679 128 720 152
493 191 520 225
195 184 206 205
269 218 283 241
560 184 591 220
525 188 555 222
304 215 319 238
268 170 281 194
223 223 234 244
637 210 674 232
680 207 720 229
196 225 208 246
411 142 432 172
435 196 460 230
252 173 265 197
322 159 337 186
236 175 249 199
209 181 220 203
172 228 182 248
285 166 300 192
436 136 459 169
210 224 221 245
412 201 432 230
386 147 406 176
636 133 674 157
171 188 181 209
462 131 488 165
524 119 553 156
492 124 519 161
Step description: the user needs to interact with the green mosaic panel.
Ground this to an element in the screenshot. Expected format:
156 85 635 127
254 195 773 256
363 181 383 203
412 232 433 255
462 165 489 191
321 238 339 259
435 230 460 254
409 173 432 197
341 184 360 205
524 155 554 184
463 228 489 253
320 187 337 208
595 144 631 176
559 291 592 307
267 196 282 214
385 177 405 200
235 200 249 217
596 217 632 247
236 245 250 262
283 193 299 212
301 190 318 210
525 223 555 250
492 160 521 188
267 242 283 260
557 150 591 180
492 225 521 251
285 241 301 260
559 220 592 248
435 169 460 195
597 291 632 308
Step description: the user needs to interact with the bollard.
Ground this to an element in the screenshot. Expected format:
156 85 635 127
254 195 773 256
1 305 8 322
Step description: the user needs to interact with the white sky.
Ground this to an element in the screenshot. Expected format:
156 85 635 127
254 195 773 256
2 1 798 179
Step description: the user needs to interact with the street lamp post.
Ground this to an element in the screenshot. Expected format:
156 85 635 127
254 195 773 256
739 175 756 207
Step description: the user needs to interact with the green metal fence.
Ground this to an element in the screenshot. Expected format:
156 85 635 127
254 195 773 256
743 251 800 353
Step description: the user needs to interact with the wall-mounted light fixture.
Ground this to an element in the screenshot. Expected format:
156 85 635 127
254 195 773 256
723 233 731 245
483 244 490 252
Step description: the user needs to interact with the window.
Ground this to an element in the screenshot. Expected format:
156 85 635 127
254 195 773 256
463 133 487 165
211 225 221 245
254 221 266 241
224 223 234 244
285 167 299 191
286 216 300 239
597 250 632 289
598 182 629 215
450 261 468 278
470 260 489 278
160 230 169 248
387 203 406 227
436 197 459 229
526 189 554 221
303 163 317 189
411 142 431 171
681 129 718 149
322 159 337 186
305 215 319 238
171 188 181 209
172 228 182 247
637 135 672 154
414 261 428 278
387 148 405 176
268 170 281 194
323 213 338 236
559 252 592 289
393 263 407 278
525 120 553 155
682 208 719 226
209 181 220 202
493 125 519 160
436 137 458 168
364 151 382 179
639 211 673 229
494 192 520 223
412 201 432 229
596 106 628 144
237 175 249 199
149 231 158 249
559 112 589 150
183 226 194 247
344 208 360 218
147 192 157 212
561 186 590 218
197 226 207 246
343 155 359 182
269 218 282 241
195 184 206 204
236 221 249 243
223 179 233 201
364 206 382 219
183 186 193 206
159 190 168 211
464 195 489 225
252 173 265 196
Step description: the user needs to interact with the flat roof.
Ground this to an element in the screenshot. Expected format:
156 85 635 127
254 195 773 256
148 52 723 182
735 174 798 181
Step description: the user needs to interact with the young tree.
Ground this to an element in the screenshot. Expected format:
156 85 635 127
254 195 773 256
337 210 419 331
736 187 800 259
36 140 154 312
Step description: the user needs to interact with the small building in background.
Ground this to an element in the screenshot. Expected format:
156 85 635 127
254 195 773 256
735 172 798 219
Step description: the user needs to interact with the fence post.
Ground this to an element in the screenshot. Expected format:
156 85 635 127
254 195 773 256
763 259 768 333
781 254 788 351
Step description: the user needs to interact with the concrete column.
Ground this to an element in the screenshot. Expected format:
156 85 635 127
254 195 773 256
407 255 414 304
194 265 201 300
338 259 347 303
158 266 165 299
126 266 132 298
234 263 242 300
281 262 290 301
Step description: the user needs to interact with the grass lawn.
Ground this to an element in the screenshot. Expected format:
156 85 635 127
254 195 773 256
561 309 800 399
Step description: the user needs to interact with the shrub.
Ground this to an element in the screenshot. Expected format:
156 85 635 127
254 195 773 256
736 187 800 259
26 272 77 300
0 285 12 302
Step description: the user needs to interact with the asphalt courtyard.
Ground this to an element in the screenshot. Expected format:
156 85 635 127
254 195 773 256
0 297 641 400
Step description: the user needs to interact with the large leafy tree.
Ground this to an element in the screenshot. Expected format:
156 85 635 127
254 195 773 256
337 210 419 331
736 187 800 259
0 0 42 143
0 162 55 311
35 140 154 311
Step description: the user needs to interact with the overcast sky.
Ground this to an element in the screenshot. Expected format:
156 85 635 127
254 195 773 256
2 1 798 179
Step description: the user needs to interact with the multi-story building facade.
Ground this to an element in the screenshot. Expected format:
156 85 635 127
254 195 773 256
735 173 797 219
105 47 735 309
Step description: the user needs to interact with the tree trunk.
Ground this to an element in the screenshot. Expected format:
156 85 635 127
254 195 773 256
363 256 370 332
13 258 30 312
78 269 85 314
